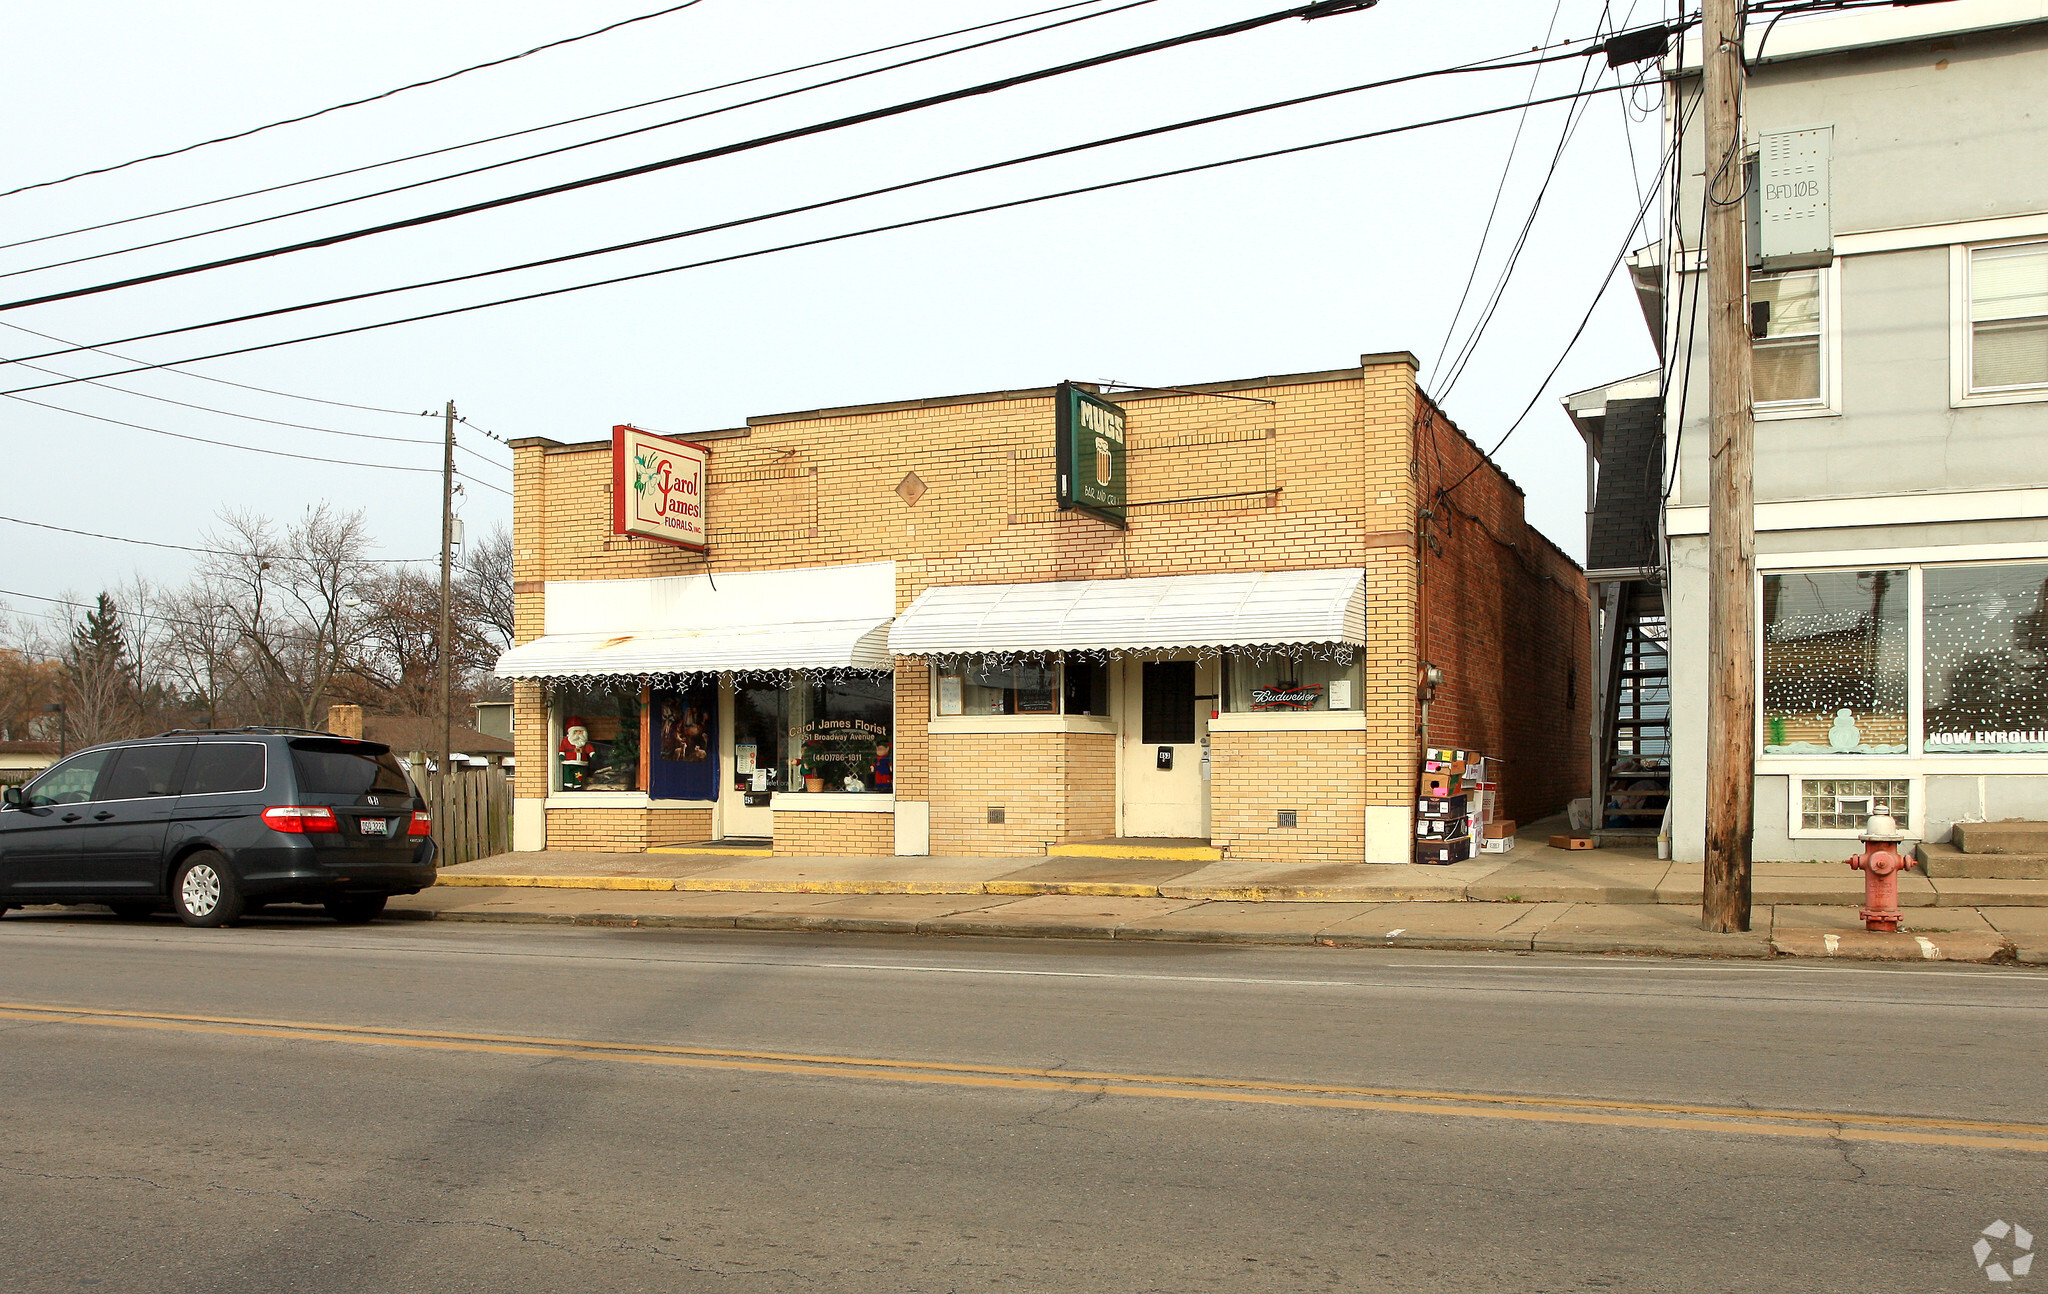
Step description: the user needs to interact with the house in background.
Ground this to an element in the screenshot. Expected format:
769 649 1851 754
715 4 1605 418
360 714 515 771
0 740 59 786
1583 1 2048 861
473 701 513 743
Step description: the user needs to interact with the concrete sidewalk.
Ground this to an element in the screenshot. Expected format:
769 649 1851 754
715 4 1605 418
437 840 2048 908
387 885 2047 965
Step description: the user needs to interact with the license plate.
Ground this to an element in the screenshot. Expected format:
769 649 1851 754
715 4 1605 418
359 818 391 836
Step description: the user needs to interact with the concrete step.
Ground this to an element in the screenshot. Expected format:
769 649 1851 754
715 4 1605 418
1916 841 2048 880
1951 820 2048 855
1047 838 1222 863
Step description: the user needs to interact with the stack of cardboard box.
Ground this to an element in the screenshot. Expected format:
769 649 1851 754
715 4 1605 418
1467 756 1516 853
1415 747 1473 863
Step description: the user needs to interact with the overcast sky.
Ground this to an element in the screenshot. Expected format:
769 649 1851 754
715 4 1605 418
1 0 1671 640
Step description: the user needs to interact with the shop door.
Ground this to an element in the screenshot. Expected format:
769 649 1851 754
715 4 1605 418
1119 656 1213 839
720 681 786 839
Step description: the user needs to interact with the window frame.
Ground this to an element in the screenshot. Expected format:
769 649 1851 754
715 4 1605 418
1951 237 2048 407
1756 556 2048 772
927 655 1114 730
1750 262 1841 419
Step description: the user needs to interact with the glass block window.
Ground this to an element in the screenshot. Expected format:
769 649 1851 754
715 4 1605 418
1799 778 1911 832
1752 270 1824 406
1762 570 1909 754
1969 241 2048 393
1922 563 2048 752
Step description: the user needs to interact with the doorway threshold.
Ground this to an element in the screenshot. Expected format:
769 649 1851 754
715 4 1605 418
1047 837 1221 863
648 838 772 856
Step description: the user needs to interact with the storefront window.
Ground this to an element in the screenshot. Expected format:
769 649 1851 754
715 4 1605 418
1923 563 2048 752
931 657 1109 717
1222 649 1361 712
1762 570 1908 754
789 672 894 793
552 683 641 791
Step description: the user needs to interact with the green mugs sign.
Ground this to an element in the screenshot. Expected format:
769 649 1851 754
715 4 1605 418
1055 382 1127 529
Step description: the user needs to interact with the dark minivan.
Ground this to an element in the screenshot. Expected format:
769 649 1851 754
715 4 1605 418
0 729 437 926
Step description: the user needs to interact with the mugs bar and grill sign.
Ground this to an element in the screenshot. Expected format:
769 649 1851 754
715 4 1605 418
612 423 710 550
1055 382 1127 529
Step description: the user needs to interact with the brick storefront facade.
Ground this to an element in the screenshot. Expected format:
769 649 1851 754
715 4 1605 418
503 354 1588 861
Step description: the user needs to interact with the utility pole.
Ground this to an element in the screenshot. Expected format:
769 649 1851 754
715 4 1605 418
1701 0 1755 932
437 399 456 851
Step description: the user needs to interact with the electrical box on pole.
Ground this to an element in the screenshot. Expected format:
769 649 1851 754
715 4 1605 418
1747 126 1833 271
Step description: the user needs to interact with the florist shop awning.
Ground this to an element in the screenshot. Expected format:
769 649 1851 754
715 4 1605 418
886 568 1366 658
494 561 896 682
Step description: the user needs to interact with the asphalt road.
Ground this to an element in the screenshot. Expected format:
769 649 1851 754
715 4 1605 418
1 909 2044 1293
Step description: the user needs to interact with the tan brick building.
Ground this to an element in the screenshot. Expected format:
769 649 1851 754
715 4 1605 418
497 353 1588 863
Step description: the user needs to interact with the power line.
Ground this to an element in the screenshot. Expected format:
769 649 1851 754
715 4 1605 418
0 0 1121 260
0 353 509 470
456 472 512 499
1441 99 1682 499
0 392 447 473
0 585 417 652
0 513 436 564
0 0 1161 283
1434 47 1617 400
10 41 1602 371
0 318 426 418
0 1 1381 314
1 79 1643 399
1427 0 1569 382
0 1 712 200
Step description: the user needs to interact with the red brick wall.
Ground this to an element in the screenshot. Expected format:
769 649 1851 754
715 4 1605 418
1413 398 1590 826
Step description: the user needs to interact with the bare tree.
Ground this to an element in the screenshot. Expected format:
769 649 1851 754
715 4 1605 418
159 578 257 729
345 566 494 716
457 522 515 652
202 505 375 729
0 647 62 742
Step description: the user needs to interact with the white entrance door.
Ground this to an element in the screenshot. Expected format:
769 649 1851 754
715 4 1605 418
1119 655 1214 839
719 681 782 839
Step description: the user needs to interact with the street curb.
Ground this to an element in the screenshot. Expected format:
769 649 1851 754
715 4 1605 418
1769 930 2013 962
383 904 1790 958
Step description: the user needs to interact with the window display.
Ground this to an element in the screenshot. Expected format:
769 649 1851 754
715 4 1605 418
731 681 789 797
788 672 894 793
1923 563 2048 752
1762 571 1908 754
551 683 641 791
1222 649 1361 713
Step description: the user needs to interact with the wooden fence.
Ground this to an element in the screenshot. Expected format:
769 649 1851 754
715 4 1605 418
430 765 511 867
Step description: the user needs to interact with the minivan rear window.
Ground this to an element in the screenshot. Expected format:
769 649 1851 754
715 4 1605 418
289 740 413 798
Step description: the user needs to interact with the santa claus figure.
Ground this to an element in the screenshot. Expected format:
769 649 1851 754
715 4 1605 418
558 718 596 789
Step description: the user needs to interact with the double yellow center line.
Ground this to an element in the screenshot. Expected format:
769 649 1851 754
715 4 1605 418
5 1000 2042 1153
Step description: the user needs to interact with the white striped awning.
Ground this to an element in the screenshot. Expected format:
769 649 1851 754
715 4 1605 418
887 568 1365 657
495 561 895 681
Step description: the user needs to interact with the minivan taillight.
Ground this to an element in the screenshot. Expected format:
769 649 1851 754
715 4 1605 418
407 811 433 836
262 805 339 834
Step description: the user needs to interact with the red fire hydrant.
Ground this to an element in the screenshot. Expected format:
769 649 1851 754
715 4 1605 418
1845 811 1909 932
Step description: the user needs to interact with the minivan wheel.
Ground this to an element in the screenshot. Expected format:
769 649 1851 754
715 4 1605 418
108 901 155 921
172 852 245 928
324 895 387 924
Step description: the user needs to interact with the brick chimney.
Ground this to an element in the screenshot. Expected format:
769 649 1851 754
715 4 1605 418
327 704 364 740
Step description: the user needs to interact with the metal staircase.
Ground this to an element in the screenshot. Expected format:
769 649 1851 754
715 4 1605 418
1593 589 1670 842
